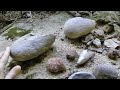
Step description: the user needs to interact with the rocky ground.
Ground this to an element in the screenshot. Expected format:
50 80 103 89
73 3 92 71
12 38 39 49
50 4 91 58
0 11 120 79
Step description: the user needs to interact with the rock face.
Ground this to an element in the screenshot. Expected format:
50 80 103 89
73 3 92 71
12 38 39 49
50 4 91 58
63 17 96 39
93 64 118 79
10 33 56 61
68 72 96 79
46 57 66 73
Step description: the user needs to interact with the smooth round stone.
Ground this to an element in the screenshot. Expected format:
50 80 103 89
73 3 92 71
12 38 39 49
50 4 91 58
10 33 56 61
46 57 66 73
68 72 96 79
93 64 118 79
63 17 96 39
66 47 78 61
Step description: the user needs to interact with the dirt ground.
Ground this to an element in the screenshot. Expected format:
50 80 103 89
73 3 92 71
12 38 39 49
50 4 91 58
0 11 120 79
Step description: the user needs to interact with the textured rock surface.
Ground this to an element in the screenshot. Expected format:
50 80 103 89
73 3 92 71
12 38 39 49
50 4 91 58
68 71 96 79
63 17 96 39
93 64 118 79
46 57 66 73
107 48 119 60
66 47 78 61
10 33 56 61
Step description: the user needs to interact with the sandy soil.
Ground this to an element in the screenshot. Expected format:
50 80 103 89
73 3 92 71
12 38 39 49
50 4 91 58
0 11 120 79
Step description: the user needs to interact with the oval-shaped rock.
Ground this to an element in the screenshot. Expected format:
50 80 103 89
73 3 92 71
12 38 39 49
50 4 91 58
63 17 96 39
46 57 66 73
66 47 78 61
10 33 56 61
68 71 96 79
93 64 118 79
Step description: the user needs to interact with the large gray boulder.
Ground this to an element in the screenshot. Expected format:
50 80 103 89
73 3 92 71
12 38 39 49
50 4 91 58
10 33 56 61
63 17 96 39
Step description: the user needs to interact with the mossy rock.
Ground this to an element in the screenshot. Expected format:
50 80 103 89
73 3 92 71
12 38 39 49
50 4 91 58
3 26 32 40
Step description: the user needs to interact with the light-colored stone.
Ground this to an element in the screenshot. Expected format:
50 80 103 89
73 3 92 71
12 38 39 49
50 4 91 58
10 33 56 61
82 34 94 43
93 38 101 47
104 39 119 48
63 17 96 39
68 71 96 79
77 50 95 65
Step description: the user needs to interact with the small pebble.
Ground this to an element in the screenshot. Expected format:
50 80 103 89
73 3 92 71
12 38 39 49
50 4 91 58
46 57 66 73
82 34 94 43
93 29 105 38
107 48 119 60
66 47 78 61
93 38 101 47
117 34 120 41
93 64 118 79
87 40 93 46
68 71 96 79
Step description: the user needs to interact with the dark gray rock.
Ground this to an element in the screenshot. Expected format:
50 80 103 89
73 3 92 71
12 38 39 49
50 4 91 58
93 64 118 79
10 33 56 61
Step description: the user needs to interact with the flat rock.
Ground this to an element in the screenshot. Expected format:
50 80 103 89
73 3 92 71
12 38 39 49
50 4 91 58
104 39 119 49
92 29 105 38
10 33 56 61
93 38 101 47
68 71 96 79
63 17 96 39
82 34 94 43
93 64 118 79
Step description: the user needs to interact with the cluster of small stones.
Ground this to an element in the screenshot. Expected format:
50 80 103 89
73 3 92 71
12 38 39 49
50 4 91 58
10 15 120 79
